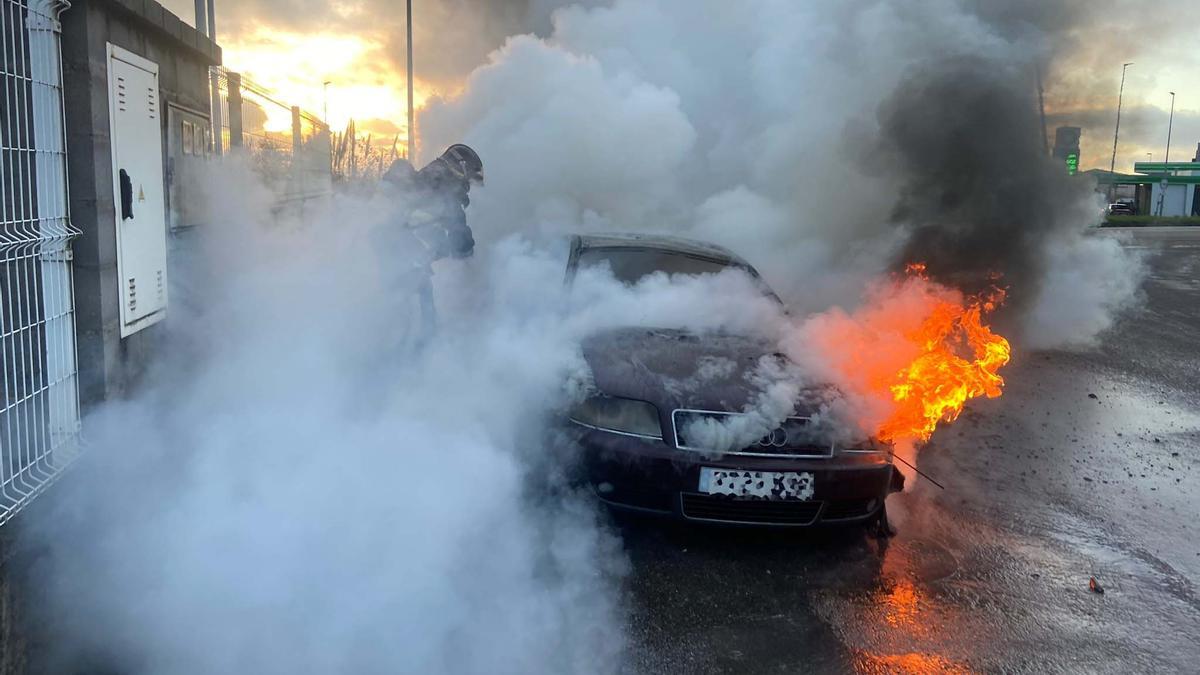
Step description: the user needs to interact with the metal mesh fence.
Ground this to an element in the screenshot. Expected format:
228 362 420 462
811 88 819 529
213 65 231 154
0 0 82 526
213 66 332 204
294 108 332 203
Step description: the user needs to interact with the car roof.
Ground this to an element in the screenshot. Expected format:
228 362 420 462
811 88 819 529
567 232 783 305
573 232 751 267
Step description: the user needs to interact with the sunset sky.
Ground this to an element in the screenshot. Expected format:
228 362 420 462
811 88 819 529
160 0 552 142
160 0 1199 172
162 0 435 138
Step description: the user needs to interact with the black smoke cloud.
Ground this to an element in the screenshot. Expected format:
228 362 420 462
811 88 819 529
877 58 1097 310
864 0 1152 341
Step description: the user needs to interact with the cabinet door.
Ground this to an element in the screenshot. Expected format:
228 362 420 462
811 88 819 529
107 44 168 337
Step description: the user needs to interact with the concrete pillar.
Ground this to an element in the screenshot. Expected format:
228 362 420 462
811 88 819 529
291 105 302 155
193 0 207 35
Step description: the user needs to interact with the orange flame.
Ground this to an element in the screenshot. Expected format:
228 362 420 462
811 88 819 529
876 265 1011 442
797 264 1011 443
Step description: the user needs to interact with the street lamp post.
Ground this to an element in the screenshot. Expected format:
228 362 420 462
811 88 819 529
407 0 416 163
1109 62 1134 180
193 0 207 35
1165 91 1176 163
323 80 331 126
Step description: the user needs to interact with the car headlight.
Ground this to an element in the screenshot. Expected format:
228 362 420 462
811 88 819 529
569 395 663 440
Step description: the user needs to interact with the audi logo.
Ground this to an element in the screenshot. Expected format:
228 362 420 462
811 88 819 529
756 427 788 448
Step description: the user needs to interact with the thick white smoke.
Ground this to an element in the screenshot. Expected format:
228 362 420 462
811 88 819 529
677 356 804 455
1021 230 1146 349
421 0 1144 342
36 157 797 673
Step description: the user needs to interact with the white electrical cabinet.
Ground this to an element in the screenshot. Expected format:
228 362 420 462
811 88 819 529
107 44 168 337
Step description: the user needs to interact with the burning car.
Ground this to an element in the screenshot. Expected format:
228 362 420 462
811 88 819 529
564 233 903 527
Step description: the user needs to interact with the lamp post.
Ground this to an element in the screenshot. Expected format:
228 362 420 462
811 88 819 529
193 0 207 35
323 80 331 126
407 0 416 163
1109 62 1134 178
1165 91 1176 163
194 0 215 38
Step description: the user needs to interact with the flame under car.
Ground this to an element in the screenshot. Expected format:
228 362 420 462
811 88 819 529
565 234 903 527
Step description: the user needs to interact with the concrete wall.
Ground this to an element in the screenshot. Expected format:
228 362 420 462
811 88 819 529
61 0 219 409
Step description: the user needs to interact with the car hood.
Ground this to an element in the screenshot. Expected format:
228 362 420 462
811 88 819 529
581 326 808 415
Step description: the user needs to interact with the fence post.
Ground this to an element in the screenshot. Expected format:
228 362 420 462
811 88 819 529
291 105 302 154
227 71 243 148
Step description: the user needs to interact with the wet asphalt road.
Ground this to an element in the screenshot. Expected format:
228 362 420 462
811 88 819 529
619 228 1200 674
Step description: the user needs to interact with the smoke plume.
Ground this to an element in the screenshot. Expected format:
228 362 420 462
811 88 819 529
35 158 800 673
874 56 1144 347
420 0 1144 346
34 160 638 673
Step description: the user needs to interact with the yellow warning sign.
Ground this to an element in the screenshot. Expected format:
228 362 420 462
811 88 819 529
138 186 145 202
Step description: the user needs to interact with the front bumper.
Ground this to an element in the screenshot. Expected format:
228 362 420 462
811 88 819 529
577 427 898 527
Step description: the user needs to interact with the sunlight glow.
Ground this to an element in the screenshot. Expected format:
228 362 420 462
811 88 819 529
221 27 431 137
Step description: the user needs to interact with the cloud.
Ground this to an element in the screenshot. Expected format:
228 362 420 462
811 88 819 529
201 0 586 90
1047 106 1200 168
357 117 403 135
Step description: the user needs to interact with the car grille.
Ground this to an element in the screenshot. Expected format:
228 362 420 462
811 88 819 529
672 410 834 457
734 443 832 458
680 493 823 525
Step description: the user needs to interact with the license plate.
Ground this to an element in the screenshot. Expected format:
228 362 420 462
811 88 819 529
698 467 814 500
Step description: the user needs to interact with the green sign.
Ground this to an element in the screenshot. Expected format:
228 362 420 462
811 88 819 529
1065 153 1078 175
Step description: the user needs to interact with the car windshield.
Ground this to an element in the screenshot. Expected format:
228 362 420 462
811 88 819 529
576 247 738 284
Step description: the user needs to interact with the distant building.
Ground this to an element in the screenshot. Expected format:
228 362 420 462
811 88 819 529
1138 160 1200 217
1193 145 1200 214
1052 126 1081 175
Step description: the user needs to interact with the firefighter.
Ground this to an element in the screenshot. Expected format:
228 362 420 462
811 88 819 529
412 143 482 260
378 144 483 348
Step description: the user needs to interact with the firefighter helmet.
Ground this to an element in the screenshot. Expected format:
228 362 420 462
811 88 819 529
436 144 483 183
